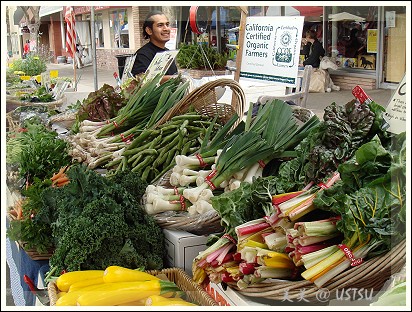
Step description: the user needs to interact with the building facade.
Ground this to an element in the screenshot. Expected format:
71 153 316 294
7 5 408 90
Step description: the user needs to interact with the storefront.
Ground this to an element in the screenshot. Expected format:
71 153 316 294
9 5 406 90
294 6 406 90
246 5 406 90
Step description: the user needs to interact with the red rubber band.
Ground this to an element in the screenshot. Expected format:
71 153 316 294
338 244 363 266
195 153 207 168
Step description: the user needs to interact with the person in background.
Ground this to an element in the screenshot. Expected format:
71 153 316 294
23 40 30 58
131 10 178 83
300 30 325 68
344 28 363 58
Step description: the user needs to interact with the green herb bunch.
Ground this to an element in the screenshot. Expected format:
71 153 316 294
18 122 72 184
176 43 228 70
7 178 55 254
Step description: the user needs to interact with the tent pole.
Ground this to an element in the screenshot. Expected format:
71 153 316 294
91 6 98 91
231 6 248 110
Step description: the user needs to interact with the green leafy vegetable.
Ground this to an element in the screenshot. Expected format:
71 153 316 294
45 164 165 273
18 123 71 184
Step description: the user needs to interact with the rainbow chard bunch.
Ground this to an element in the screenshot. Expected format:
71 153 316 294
301 132 406 287
285 217 343 267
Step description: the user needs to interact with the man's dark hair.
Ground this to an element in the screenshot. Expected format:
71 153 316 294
142 10 166 39
306 30 317 40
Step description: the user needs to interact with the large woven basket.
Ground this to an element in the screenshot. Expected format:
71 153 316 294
149 78 246 235
6 96 65 113
154 78 245 129
226 239 406 302
151 105 315 236
47 267 217 306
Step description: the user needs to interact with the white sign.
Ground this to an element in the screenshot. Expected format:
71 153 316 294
385 11 396 28
144 50 179 83
383 74 406 134
240 16 304 87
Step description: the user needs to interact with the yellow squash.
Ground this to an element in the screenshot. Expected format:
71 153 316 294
103 265 160 283
55 283 107 306
56 270 104 292
68 277 104 292
145 294 196 306
76 280 180 306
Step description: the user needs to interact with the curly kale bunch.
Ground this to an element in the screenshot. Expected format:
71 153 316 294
46 164 165 272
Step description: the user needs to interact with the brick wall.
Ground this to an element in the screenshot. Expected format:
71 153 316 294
96 48 135 71
94 6 149 72
132 6 150 48
330 74 376 90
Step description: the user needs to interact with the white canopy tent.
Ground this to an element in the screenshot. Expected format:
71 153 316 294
328 12 365 22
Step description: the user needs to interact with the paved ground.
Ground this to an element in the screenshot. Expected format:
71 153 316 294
47 63 394 119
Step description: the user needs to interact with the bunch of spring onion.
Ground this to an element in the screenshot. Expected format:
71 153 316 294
95 73 188 138
67 76 189 170
143 113 243 216
67 121 128 169
183 100 320 204
144 184 191 215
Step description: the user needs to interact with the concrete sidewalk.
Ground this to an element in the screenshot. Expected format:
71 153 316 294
47 63 394 118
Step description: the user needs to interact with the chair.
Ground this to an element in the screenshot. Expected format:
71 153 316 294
257 65 313 108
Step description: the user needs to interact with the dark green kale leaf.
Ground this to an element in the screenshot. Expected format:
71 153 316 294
48 164 165 273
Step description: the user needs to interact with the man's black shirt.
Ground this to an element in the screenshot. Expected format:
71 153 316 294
131 41 178 76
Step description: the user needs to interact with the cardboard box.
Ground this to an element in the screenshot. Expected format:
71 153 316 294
163 229 209 277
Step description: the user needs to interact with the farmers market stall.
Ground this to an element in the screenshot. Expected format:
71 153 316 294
5 46 407 307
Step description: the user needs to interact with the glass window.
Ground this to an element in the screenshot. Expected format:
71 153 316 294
85 13 104 48
382 6 406 83
325 6 378 70
95 13 104 48
109 9 129 48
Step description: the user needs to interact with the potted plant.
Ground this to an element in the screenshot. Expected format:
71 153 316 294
9 54 47 77
176 43 229 78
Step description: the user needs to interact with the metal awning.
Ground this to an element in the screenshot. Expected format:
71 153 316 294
292 6 323 17
39 6 64 17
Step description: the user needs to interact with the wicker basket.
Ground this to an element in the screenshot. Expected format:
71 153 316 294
47 267 217 306
150 104 315 236
6 96 65 113
48 110 77 129
226 239 406 302
154 78 245 129
148 78 246 235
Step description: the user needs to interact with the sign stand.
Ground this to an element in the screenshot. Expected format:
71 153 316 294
232 6 248 109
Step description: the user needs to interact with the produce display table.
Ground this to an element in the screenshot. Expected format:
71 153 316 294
6 218 50 306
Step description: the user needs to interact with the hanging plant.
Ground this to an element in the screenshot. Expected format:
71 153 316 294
176 43 228 70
